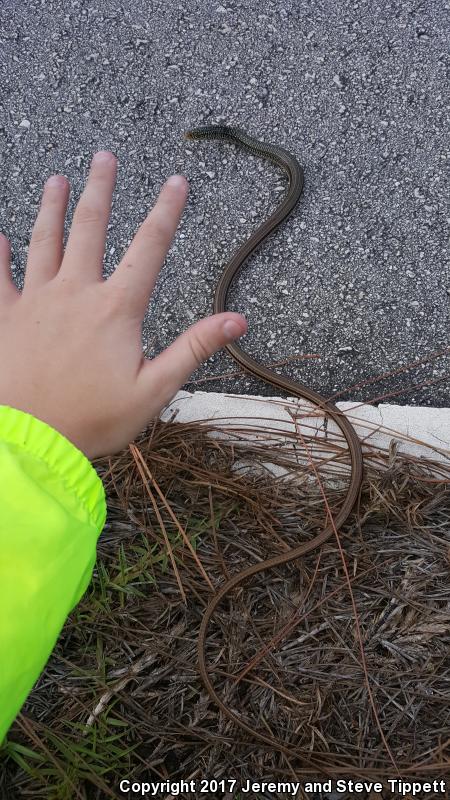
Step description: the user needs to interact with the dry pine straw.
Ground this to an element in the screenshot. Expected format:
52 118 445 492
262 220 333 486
4 413 450 799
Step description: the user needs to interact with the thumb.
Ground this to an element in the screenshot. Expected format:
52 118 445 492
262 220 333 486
136 312 248 409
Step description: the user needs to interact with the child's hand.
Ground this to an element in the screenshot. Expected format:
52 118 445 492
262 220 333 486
0 151 247 461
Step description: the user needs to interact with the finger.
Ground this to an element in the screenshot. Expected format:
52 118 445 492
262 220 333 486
0 234 20 304
24 175 70 291
106 175 188 314
135 312 248 413
62 151 117 282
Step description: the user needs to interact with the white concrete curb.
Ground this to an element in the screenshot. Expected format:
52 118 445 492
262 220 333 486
160 390 450 468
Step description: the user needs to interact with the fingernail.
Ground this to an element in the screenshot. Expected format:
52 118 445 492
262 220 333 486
93 151 114 163
167 174 187 188
46 175 65 187
223 320 245 340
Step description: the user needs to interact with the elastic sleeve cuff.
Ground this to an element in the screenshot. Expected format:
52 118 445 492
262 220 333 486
0 405 107 532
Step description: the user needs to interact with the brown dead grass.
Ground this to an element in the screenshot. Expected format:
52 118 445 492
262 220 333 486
2 380 449 799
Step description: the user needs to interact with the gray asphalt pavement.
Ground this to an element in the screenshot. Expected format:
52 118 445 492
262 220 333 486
0 0 449 408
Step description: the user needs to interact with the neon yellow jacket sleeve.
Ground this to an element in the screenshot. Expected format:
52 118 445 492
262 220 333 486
0 405 107 743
